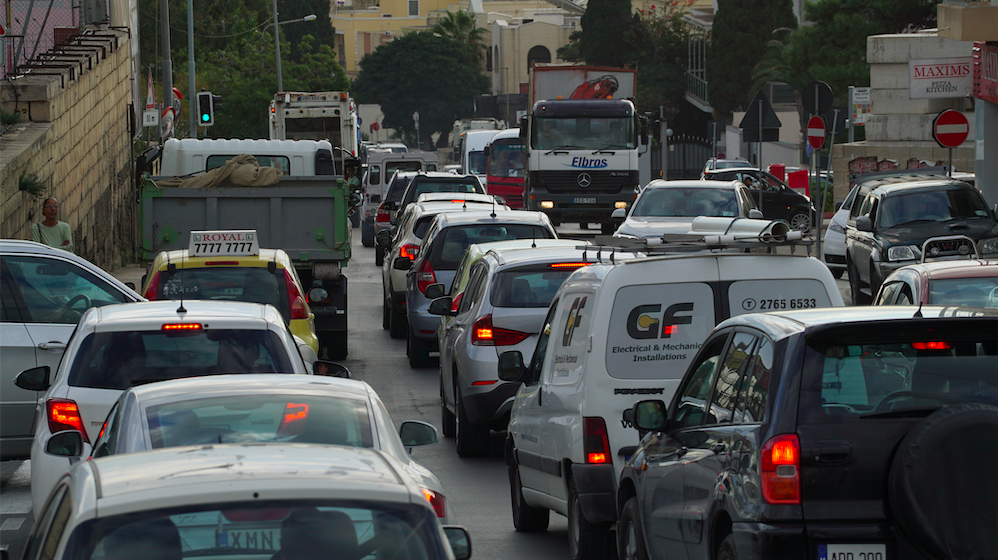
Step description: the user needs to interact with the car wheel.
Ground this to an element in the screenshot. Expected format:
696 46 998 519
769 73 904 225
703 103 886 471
618 497 649 560
440 377 456 438
831 268 845 280
350 212 360 229
455 389 490 457
389 302 407 339
382 296 391 331
848 258 870 305
568 478 615 560
375 246 384 267
717 534 738 560
361 224 374 248
509 458 549 532
408 328 431 368
789 211 811 234
319 331 348 361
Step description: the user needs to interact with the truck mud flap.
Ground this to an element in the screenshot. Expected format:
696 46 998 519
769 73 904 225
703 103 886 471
312 276 348 332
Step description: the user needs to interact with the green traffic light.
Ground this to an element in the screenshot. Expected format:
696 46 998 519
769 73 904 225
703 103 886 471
201 114 210 122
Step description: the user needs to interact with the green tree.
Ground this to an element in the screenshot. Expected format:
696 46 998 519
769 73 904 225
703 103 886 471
707 0 797 117
432 9 488 65
578 0 635 67
352 32 489 149
626 2 693 119
278 0 338 63
750 31 813 150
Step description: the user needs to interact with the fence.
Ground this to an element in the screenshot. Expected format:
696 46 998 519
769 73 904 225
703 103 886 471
647 134 712 181
2 0 108 80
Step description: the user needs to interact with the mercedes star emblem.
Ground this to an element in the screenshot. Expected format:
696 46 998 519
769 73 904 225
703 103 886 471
577 173 592 188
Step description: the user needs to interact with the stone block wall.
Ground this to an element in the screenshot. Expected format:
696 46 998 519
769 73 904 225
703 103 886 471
1 28 134 271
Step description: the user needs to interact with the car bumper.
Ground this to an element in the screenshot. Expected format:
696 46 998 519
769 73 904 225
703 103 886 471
460 379 520 425
730 522 806 559
569 463 617 524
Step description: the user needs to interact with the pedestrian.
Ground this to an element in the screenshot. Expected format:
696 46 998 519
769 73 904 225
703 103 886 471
31 197 74 252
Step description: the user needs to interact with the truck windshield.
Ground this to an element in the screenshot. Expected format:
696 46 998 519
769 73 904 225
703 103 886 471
532 117 634 150
488 138 526 178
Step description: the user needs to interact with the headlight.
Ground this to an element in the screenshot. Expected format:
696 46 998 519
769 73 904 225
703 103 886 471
615 201 628 209
887 245 916 261
979 237 998 255
540 201 554 209
828 222 845 234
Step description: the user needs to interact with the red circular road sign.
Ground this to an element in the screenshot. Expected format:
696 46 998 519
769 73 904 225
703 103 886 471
371 122 380 132
807 116 826 150
932 109 969 148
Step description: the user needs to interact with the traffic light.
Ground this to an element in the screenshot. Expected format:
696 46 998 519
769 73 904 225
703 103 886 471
196 91 214 127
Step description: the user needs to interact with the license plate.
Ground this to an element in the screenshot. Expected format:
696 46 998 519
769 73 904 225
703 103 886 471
818 544 886 560
573 197 596 204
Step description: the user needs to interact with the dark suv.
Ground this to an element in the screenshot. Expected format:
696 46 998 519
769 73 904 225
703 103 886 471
702 167 817 233
845 176 998 304
617 306 997 560
375 171 419 265
395 172 487 224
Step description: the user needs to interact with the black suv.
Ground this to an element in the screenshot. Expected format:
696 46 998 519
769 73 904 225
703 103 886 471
702 168 817 233
395 172 487 225
617 306 997 560
376 170 419 266
845 176 998 304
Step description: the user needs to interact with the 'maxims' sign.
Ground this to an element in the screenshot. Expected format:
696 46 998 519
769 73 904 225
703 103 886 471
910 57 973 99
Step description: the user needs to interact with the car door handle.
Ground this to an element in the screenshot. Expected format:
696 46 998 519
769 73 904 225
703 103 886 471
38 341 67 351
815 441 852 463
710 442 727 454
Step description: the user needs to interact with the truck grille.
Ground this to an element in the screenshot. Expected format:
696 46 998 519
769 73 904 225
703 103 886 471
530 171 636 194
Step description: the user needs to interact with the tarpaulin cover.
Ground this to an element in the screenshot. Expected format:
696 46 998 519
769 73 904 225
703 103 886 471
154 154 284 188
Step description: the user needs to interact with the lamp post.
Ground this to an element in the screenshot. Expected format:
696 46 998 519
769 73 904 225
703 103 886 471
272 1 317 92
413 111 420 150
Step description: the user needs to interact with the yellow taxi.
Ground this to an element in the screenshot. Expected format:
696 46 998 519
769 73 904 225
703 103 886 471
140 230 318 353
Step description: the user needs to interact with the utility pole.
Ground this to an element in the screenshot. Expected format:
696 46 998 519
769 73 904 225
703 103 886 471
274 0 283 92
160 0 173 133
187 0 196 138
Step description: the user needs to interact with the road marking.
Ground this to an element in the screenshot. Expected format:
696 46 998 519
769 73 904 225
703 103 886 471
1 518 25 531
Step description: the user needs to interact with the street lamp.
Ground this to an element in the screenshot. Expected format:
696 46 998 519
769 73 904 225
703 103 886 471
272 0 317 92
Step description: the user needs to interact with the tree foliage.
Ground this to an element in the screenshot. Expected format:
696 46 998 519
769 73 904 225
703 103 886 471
278 0 338 63
432 9 488 65
352 32 489 148
578 0 636 67
707 0 797 117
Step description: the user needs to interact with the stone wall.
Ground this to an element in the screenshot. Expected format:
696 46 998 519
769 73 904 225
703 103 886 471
1 28 135 271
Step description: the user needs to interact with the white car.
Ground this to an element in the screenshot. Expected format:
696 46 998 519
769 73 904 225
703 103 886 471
0 240 143 460
611 180 763 239
14 299 316 514
23 444 471 560
61 374 455 523
822 184 861 279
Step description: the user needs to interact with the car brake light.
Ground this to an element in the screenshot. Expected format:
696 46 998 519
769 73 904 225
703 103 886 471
400 244 420 260
143 271 161 300
583 417 610 464
283 270 308 320
422 488 447 518
416 259 436 294
205 261 239 266
549 262 591 269
761 434 801 504
222 508 293 522
912 341 952 351
47 399 90 443
162 323 203 330
376 203 392 223
471 315 530 346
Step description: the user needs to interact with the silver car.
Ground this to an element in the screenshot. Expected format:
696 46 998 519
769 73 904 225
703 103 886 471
0 240 142 460
612 180 762 239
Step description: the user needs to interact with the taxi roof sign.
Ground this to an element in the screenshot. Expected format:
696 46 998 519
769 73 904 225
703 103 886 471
189 230 260 257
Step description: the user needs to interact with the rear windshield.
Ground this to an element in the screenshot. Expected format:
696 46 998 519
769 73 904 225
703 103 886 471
386 176 414 203
631 188 740 218
406 180 483 205
429 225 554 269
156 268 290 323
68 330 295 389
468 152 488 176
491 265 578 308
879 189 991 229
800 323 997 423
146 394 372 448
928 277 998 307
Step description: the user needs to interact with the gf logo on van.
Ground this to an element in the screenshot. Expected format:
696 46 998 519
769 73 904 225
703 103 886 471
562 296 588 346
626 303 694 339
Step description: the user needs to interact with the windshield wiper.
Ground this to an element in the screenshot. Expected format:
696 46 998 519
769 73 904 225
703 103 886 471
887 219 935 228
592 144 626 154
544 145 584 155
859 405 944 419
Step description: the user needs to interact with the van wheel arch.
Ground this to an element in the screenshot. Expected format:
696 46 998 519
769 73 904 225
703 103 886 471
711 512 733 560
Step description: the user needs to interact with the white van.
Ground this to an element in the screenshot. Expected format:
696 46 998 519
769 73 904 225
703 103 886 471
498 219 844 559
361 151 438 247
158 138 335 176
459 129 496 186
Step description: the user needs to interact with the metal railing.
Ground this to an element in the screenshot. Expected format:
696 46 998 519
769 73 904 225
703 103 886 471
2 0 108 80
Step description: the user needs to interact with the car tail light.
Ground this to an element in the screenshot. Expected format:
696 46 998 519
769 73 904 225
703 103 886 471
416 259 436 294
162 323 202 331
451 293 463 314
276 402 309 437
471 315 530 346
376 203 392 223
400 244 420 259
47 399 90 443
761 434 801 504
912 341 952 351
422 488 447 518
283 269 308 320
583 417 610 464
143 271 161 300
205 261 239 266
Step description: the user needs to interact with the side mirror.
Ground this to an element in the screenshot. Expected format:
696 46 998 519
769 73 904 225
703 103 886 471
125 282 136 290
498 351 525 382
443 526 472 560
611 208 626 220
633 400 668 432
748 209 765 220
46 431 84 458
399 420 438 447
313 360 350 378
424 283 446 300
390 215 399 226
834 201 843 212
493 195 507 206
483 146 491 157
15 365 51 392
394 257 412 270
856 216 874 232
427 297 454 316
376 230 392 248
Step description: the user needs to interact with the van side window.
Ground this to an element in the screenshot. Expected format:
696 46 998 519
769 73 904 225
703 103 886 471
527 300 559 385
459 263 488 315
369 165 381 186
673 335 728 430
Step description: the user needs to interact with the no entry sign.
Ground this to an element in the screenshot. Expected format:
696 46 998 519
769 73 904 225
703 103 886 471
932 109 969 148
807 116 826 150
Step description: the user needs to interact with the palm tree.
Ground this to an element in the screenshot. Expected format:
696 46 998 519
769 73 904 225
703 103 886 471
432 10 487 65
750 32 813 153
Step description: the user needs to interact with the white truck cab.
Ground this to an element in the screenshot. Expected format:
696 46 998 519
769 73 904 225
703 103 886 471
500 219 844 559
158 138 335 177
361 152 439 247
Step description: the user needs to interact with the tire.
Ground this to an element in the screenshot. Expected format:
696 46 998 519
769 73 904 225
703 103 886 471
382 296 391 331
408 328 431 368
320 331 348 361
888 403 998 559
618 497 649 560
455 388 490 457
361 223 374 248
389 302 407 339
375 246 384 267
848 258 870 305
789 211 811 234
350 212 360 229
601 222 614 235
568 478 615 560
831 268 845 280
440 377 456 438
717 534 738 560
509 460 549 532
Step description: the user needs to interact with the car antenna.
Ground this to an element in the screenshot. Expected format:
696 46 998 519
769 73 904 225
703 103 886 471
490 197 497 218
177 249 187 314
913 302 923 318
531 227 536 248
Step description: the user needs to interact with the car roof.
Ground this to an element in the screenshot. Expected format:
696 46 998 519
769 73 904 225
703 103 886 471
704 167 765 174
411 172 481 180
0 240 143 298
152 248 292 269
80 444 419 515
432 209 553 227
895 260 998 280
489 128 519 141
469 239 581 264
644 179 745 191
488 245 635 268
83 300 283 330
416 192 497 204
411 201 502 219
125 373 372 403
870 178 976 195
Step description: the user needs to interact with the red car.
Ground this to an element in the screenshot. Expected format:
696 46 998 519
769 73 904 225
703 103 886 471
874 259 998 307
